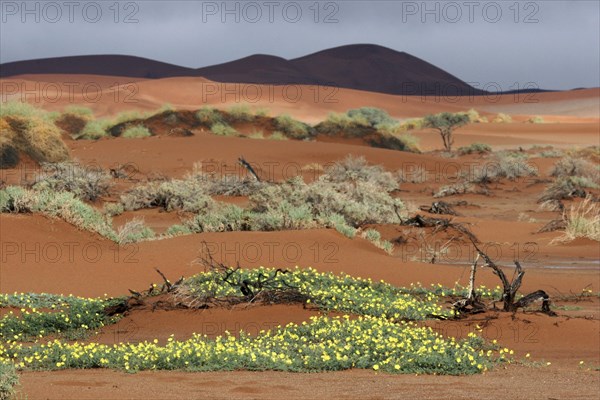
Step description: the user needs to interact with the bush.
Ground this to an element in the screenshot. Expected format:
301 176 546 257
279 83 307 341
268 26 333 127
321 156 398 192
32 162 112 201
116 218 155 244
204 175 265 197
398 118 425 131
184 204 247 233
103 202 124 216
195 107 224 126
1 110 70 166
550 157 598 180
316 113 371 137
458 143 492 155
0 362 19 400
321 213 357 238
121 125 152 138
227 104 254 122
78 119 111 139
210 122 238 136
476 153 538 181
492 113 512 123
346 107 396 128
539 177 596 202
254 107 270 117
459 109 487 123
248 130 264 139
268 131 289 140
120 177 215 212
274 115 313 140
250 176 404 227
165 224 192 237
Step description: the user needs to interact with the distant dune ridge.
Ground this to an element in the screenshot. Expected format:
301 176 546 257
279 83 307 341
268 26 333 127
0 44 486 96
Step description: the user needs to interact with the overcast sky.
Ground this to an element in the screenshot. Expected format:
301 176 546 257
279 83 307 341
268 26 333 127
1 0 598 90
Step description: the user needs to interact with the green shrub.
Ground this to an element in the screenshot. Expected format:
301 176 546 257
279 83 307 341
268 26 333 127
165 224 192 237
316 113 371 136
103 202 124 216
120 178 215 212
492 113 512 123
227 104 254 122
274 115 313 140
184 204 247 233
1 111 70 165
268 131 288 140
63 105 94 118
32 162 111 201
321 156 398 192
78 119 111 139
248 130 264 139
346 107 396 128
254 107 270 117
0 187 117 240
0 362 19 400
121 125 152 138
398 118 425 131
195 107 224 126
116 218 155 244
210 122 238 136
458 143 492 155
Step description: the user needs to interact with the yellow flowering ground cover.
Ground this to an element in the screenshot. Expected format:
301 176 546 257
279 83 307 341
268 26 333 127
0 268 510 376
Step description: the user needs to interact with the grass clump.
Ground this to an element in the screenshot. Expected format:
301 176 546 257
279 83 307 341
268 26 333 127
116 218 156 244
273 115 313 140
1 103 70 167
176 158 405 238
268 131 288 140
0 362 18 400
362 229 394 254
120 178 215 213
227 105 254 122
556 196 600 242
0 187 117 240
458 143 492 155
121 125 152 138
526 116 544 124
78 119 112 139
32 162 111 201
195 107 224 126
63 105 94 118
321 155 398 192
210 122 238 137
492 113 512 123
346 107 396 128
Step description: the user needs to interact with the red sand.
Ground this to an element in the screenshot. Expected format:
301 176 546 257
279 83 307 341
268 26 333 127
1 76 599 399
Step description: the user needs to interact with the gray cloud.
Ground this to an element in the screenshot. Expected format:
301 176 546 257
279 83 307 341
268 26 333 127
1 0 598 90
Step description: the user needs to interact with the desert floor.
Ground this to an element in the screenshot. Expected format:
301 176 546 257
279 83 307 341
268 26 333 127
1 77 599 399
